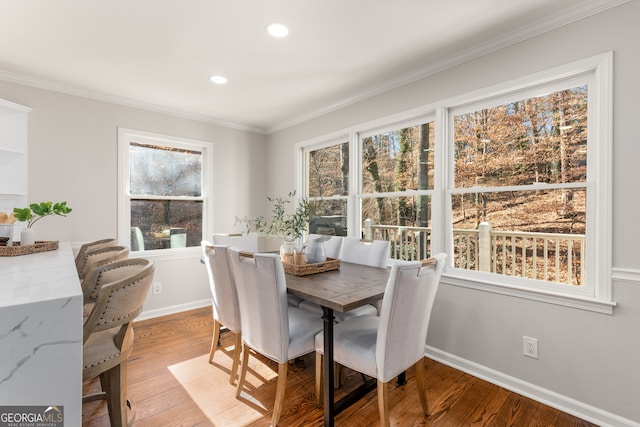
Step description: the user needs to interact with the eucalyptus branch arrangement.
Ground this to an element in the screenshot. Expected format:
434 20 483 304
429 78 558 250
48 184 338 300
13 201 72 228
236 191 315 240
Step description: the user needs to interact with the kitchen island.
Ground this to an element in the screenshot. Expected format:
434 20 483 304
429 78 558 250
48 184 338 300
0 242 82 426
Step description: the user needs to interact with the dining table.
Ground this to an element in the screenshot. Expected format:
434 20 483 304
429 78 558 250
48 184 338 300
285 260 390 427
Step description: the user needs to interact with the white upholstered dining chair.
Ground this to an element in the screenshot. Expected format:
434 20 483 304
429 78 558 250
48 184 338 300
227 248 323 426
201 241 242 384
314 253 446 427
340 237 390 268
212 232 259 252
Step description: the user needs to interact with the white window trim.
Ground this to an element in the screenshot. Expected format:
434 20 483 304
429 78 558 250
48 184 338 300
439 53 613 313
117 127 214 260
296 52 614 314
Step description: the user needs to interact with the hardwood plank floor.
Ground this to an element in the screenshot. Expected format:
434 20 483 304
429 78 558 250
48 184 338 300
82 306 599 426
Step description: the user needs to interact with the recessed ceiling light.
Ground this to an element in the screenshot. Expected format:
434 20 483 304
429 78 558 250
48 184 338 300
267 23 288 38
210 75 227 85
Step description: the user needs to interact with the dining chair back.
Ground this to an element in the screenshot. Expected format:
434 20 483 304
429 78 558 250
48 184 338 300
131 227 145 251
201 241 242 384
212 233 259 252
314 253 446 427
340 237 389 268
377 254 446 382
75 238 117 275
228 248 323 426
170 227 187 248
82 258 155 427
78 245 129 284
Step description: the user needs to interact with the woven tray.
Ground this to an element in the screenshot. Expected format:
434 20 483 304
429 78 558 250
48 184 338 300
283 257 340 276
0 240 60 257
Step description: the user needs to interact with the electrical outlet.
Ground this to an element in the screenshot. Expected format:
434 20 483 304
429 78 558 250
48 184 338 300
153 281 162 295
523 336 539 359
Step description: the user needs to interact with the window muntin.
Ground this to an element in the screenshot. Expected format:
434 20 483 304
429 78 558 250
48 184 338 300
119 129 210 253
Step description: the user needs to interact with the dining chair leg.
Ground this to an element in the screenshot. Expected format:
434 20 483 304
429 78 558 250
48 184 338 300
414 357 430 415
315 352 323 407
209 320 221 364
377 379 390 427
229 332 242 385
271 362 288 426
236 342 250 398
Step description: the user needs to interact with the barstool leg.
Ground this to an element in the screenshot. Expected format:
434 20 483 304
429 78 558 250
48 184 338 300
101 361 134 427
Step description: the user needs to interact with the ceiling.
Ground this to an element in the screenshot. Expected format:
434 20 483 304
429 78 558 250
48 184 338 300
0 0 626 134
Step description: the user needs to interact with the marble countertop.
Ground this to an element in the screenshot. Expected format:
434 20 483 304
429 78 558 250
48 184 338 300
0 241 82 308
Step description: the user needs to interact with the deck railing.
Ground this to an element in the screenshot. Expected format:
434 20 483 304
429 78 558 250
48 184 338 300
364 220 585 286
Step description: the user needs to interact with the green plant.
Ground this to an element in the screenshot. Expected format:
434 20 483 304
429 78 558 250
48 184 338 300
236 191 316 240
13 201 72 228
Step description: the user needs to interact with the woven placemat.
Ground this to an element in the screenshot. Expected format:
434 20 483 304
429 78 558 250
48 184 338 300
0 240 59 257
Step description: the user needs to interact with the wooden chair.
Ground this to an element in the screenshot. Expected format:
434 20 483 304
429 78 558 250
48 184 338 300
82 258 155 427
314 254 446 427
201 241 242 384
227 249 323 426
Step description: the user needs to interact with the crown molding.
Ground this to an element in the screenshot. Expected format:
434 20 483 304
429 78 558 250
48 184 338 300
0 0 628 136
267 0 630 134
0 69 268 135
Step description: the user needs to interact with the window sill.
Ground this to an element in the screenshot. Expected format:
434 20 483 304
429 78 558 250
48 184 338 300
442 272 616 315
131 246 201 262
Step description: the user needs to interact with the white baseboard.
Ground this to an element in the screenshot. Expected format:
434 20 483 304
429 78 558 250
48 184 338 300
136 299 212 322
425 346 637 427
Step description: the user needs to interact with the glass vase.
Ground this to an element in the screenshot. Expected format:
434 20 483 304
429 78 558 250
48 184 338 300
280 238 299 265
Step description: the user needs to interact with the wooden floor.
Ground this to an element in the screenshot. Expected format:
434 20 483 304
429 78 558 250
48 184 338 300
82 306 598 426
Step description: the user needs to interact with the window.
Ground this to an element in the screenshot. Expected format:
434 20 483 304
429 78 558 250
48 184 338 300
359 120 435 261
298 53 613 312
303 140 349 236
118 128 212 254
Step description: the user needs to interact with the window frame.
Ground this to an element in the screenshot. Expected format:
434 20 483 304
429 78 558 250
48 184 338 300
118 127 214 259
296 53 614 314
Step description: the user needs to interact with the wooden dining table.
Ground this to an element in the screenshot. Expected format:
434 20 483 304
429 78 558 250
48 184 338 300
285 261 390 427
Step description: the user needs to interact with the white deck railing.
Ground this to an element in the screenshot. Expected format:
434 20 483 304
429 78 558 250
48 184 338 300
364 220 585 286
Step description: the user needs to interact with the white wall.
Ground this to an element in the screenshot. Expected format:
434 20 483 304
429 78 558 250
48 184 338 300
0 80 268 316
267 2 640 425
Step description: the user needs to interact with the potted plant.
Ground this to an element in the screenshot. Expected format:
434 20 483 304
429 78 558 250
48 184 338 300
13 201 72 245
236 191 315 262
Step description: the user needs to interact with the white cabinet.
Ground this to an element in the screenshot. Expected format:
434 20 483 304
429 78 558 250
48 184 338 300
0 99 30 235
